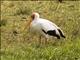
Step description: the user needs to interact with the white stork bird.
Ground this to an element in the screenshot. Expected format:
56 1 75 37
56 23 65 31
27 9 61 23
28 12 65 43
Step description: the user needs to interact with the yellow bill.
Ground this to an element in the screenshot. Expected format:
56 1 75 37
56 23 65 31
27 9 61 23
22 16 32 32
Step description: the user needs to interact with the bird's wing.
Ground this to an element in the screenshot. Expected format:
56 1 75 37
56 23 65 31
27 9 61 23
47 20 60 29
41 18 60 28
38 18 58 32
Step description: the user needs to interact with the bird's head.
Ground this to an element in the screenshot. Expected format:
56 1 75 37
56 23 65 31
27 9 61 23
31 12 40 20
24 12 39 29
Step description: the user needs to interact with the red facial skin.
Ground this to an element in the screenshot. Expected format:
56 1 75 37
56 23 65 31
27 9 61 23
31 14 35 20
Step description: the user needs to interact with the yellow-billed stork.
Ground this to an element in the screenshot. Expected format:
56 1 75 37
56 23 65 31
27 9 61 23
27 12 65 44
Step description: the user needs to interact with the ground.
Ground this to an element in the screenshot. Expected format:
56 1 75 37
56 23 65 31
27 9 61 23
1 1 80 60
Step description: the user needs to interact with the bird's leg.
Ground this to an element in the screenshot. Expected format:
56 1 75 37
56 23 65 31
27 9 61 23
39 35 42 45
45 38 47 45
36 35 42 47
44 35 49 45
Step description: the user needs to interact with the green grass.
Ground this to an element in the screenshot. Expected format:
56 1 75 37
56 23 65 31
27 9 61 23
1 1 80 60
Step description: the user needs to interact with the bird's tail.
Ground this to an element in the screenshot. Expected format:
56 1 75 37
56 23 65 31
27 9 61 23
57 29 65 38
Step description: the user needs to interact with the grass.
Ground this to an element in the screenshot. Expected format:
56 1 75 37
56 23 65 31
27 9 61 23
1 1 80 60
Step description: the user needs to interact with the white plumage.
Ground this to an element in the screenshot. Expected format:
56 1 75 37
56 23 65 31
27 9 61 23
29 12 65 39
